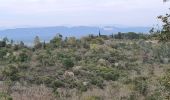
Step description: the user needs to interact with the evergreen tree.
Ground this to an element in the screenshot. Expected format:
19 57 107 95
19 41 25 48
34 36 42 49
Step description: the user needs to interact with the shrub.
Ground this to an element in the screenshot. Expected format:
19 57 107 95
2 65 20 81
0 49 7 59
160 73 170 92
90 77 104 89
62 58 74 69
146 92 163 100
84 96 102 100
102 72 119 81
128 92 139 100
18 52 29 62
52 80 64 89
0 92 13 100
133 77 148 96
18 63 29 70
77 82 88 92
95 66 120 81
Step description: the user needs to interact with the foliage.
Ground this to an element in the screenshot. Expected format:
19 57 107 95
34 36 42 49
0 92 13 100
157 13 170 42
0 34 170 99
2 65 20 81
62 58 74 69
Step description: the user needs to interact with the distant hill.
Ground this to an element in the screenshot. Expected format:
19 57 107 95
0 26 150 44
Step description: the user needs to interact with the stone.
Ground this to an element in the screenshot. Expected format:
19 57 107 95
114 63 119 67
83 82 88 86
73 66 82 71
64 71 74 78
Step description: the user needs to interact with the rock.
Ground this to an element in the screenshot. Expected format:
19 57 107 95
83 82 88 86
114 63 119 67
161 58 169 64
64 71 74 78
73 66 82 71
98 59 107 66
145 40 158 44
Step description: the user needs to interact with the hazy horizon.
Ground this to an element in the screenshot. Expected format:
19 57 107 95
0 0 170 28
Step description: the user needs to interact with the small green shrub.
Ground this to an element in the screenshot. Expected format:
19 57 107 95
18 52 29 62
0 92 13 100
133 77 148 96
77 82 88 92
52 80 64 89
2 65 20 81
90 77 104 89
0 49 7 59
62 58 74 69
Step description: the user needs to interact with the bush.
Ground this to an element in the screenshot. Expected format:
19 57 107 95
160 73 170 92
77 82 88 92
95 67 120 81
2 65 20 81
0 92 13 100
18 52 29 62
0 49 7 59
52 80 64 89
146 92 163 100
84 96 102 100
62 58 74 69
90 77 104 89
18 63 29 70
133 77 148 96
102 72 119 81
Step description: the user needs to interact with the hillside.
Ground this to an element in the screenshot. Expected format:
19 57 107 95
0 34 170 100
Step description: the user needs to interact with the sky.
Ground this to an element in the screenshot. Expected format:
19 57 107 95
0 0 169 28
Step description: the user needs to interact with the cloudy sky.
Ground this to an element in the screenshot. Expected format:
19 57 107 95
0 0 169 27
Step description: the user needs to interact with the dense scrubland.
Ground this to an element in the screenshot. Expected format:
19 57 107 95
0 30 170 100
0 7 170 100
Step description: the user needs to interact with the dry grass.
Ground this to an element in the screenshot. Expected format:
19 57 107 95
54 82 132 100
10 84 55 100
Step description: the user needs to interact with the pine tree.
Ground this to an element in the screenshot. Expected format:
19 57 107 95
34 36 42 49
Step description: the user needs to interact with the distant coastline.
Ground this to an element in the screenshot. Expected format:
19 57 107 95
0 26 151 44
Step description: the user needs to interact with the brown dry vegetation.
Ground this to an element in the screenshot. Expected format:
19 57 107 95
0 33 170 100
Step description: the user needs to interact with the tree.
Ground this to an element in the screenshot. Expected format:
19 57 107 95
19 41 25 48
10 40 14 45
0 41 6 47
0 49 7 59
42 41 46 49
34 36 42 49
158 13 170 42
50 33 62 48
149 0 170 41
126 32 139 39
3 37 9 43
67 37 77 47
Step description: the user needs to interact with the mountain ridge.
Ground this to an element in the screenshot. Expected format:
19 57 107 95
0 26 151 43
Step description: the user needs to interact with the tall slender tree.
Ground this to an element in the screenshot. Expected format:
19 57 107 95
34 36 42 49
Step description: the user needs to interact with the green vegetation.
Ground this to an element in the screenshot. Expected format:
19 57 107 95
0 7 170 99
0 32 170 100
